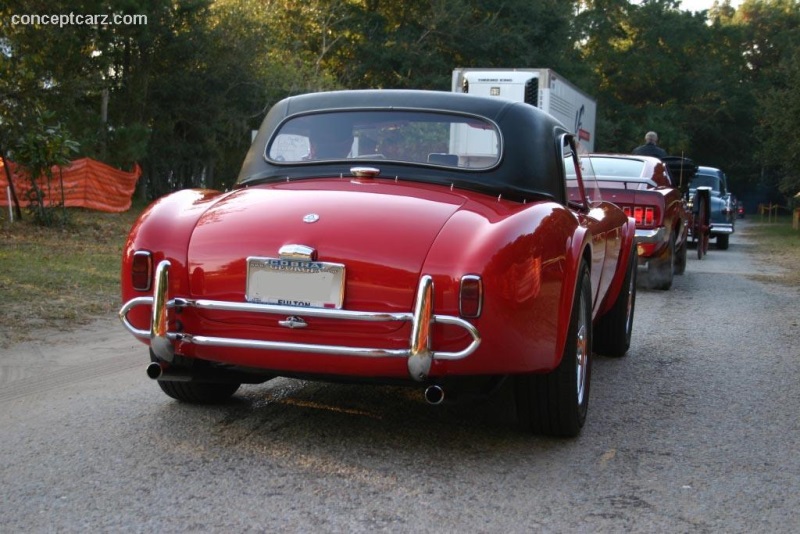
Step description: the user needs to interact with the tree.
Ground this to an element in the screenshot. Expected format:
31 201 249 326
266 0 578 91
758 49 800 196
578 0 715 153
736 0 800 199
12 110 79 226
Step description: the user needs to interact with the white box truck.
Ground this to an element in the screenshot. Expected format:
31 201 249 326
451 68 597 152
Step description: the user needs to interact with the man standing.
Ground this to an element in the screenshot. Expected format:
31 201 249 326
633 131 668 158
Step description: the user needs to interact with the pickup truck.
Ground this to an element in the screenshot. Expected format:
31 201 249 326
583 154 689 290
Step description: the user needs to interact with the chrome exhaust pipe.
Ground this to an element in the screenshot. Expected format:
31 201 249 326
424 385 445 405
146 361 271 384
146 362 163 380
146 362 191 382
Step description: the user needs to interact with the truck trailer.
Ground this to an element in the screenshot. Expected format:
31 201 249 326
451 68 597 152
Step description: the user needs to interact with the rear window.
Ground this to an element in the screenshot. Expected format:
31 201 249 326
588 157 646 179
265 110 501 170
690 174 720 192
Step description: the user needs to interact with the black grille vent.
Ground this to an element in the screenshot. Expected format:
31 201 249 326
524 78 538 106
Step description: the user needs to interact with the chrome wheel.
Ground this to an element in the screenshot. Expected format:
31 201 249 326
575 307 589 406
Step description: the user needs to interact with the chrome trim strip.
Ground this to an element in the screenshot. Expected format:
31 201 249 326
119 267 481 381
173 297 411 322
182 334 409 358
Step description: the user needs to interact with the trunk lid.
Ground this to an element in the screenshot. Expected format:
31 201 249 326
187 179 466 312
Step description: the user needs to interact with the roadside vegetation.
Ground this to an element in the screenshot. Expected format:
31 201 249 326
741 215 800 287
0 207 142 347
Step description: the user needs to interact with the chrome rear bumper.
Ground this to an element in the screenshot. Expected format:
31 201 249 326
119 260 481 381
634 227 666 244
710 224 734 235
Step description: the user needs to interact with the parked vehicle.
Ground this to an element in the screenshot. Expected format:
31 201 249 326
580 154 690 290
451 68 597 152
119 89 637 437
688 166 735 249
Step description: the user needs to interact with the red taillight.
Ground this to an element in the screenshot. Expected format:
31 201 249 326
625 206 656 226
459 275 483 318
131 251 152 291
633 207 644 224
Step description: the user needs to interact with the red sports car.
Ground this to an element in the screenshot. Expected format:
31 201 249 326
581 154 690 290
120 89 637 436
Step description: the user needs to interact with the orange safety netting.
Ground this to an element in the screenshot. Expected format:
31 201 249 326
0 157 140 213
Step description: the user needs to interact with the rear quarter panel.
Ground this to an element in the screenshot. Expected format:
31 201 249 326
422 199 588 375
121 189 226 334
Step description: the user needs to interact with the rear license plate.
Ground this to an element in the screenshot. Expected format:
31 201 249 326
245 257 345 309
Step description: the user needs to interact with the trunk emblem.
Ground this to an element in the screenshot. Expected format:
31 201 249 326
303 213 320 223
278 316 308 329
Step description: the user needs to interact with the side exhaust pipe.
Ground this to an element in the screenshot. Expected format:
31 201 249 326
424 385 445 405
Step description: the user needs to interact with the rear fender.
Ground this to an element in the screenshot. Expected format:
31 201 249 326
595 216 636 318
121 189 226 334
552 225 592 366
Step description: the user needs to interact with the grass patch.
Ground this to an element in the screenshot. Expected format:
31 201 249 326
738 214 800 287
0 205 143 346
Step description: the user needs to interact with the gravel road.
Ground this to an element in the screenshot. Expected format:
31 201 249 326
1 219 798 533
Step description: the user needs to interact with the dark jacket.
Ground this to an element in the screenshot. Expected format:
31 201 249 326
633 142 668 158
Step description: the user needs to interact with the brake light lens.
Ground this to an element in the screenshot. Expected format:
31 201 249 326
623 205 656 226
459 275 483 318
131 251 153 291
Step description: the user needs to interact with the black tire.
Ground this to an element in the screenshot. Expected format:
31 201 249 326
151 352 240 404
648 234 674 290
716 234 729 250
594 245 637 357
515 261 592 437
157 380 240 404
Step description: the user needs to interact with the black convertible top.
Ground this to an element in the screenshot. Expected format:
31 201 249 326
237 89 570 204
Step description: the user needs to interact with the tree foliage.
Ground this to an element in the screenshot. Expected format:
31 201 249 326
1 0 798 204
